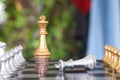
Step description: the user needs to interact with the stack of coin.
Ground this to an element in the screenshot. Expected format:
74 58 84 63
35 58 49 74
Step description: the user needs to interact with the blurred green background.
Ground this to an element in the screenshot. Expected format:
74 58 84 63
0 0 84 60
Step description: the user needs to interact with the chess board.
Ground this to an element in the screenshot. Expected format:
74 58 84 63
7 60 120 80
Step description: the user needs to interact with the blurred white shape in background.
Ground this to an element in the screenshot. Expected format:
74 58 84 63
0 1 6 25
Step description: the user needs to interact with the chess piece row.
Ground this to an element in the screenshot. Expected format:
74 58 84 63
0 42 26 78
55 55 96 71
102 45 120 73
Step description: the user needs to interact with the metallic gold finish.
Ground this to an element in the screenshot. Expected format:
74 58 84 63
105 46 112 64
102 45 108 62
108 47 114 66
102 45 120 73
34 15 50 58
34 15 51 74
110 48 118 69
115 51 120 73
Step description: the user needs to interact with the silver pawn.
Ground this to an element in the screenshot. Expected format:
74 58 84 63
0 42 6 58
7 49 18 74
17 45 26 64
0 54 11 78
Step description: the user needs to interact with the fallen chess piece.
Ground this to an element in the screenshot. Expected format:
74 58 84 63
55 55 96 71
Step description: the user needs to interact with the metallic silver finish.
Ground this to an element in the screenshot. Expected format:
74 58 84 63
0 44 26 78
0 42 6 58
55 55 96 71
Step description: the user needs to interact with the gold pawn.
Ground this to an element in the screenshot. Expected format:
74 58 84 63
115 51 120 73
110 48 118 69
102 45 108 62
107 47 114 66
105 46 112 65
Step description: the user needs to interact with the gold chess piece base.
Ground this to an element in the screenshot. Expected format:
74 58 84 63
35 58 49 74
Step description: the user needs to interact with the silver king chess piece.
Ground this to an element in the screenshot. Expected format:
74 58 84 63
55 55 96 71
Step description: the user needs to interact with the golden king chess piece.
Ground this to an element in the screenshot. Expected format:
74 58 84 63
34 15 51 74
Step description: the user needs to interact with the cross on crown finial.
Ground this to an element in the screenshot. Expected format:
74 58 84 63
39 15 46 21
